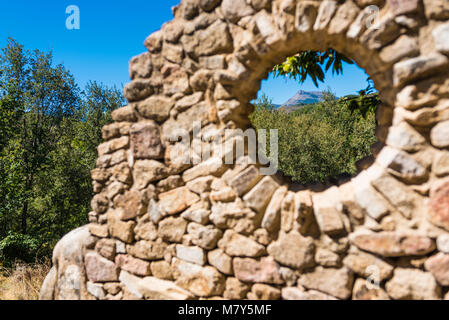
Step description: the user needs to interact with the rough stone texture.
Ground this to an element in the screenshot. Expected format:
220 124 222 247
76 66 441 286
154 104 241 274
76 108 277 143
350 232 435 257
43 0 449 300
385 268 441 300
299 267 354 300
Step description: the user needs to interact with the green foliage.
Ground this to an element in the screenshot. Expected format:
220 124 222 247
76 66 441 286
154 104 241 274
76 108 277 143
0 232 41 267
273 49 354 87
250 92 377 184
0 38 124 266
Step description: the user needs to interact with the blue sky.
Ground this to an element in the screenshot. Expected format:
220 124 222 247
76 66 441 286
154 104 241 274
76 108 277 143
0 1 369 105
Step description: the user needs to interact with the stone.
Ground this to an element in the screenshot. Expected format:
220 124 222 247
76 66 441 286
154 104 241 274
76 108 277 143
85 252 119 283
385 268 441 300
424 0 449 19
210 187 237 202
136 96 174 122
233 257 284 285
151 261 174 280
313 0 338 31
371 173 421 219
172 258 225 297
267 231 315 270
158 217 188 243
127 240 167 261
431 120 449 148
428 178 449 231
181 21 233 58
281 287 337 300
228 166 261 196
176 245 206 265
328 0 360 35
221 0 254 23
181 205 210 225
95 239 116 260
387 0 419 15
210 200 258 235
107 209 136 244
163 69 190 96
223 278 250 299
111 106 137 122
376 147 428 184
87 282 105 300
39 266 58 300
134 216 158 241
343 251 394 281
129 52 152 79
133 160 168 190
349 232 436 257
187 223 222 250
199 0 220 12
393 53 449 87
157 175 184 193
113 190 146 221
130 121 163 160
434 151 449 177
218 230 265 258
386 122 426 152
162 43 184 64
115 254 151 277
186 176 214 194
352 279 390 300
355 184 390 221
315 248 340 268
123 79 153 102
312 187 345 236
91 194 108 214
380 35 419 64
158 187 200 215
299 267 354 300
119 271 193 300
424 253 449 286
243 176 280 213
182 157 226 182
248 284 281 300
111 162 132 184
437 234 449 253
89 224 109 238
208 249 233 275
262 187 288 232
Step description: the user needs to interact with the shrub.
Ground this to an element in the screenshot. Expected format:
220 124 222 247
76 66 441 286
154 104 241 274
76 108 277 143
0 232 42 267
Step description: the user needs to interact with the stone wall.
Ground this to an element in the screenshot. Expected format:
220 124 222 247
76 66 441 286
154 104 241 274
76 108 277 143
40 0 449 300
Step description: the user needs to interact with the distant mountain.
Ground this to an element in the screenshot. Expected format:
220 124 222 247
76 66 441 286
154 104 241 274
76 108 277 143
279 90 324 112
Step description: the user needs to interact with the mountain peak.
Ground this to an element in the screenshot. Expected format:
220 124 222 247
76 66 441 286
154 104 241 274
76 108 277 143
281 90 324 108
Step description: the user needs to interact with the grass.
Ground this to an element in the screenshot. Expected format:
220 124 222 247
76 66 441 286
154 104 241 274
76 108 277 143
0 260 51 300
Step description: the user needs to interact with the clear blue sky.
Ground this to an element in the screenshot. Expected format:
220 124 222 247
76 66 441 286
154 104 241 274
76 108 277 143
0 1 369 104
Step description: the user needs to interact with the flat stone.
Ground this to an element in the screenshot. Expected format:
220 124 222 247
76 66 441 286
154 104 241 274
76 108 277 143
113 190 146 221
87 282 105 300
387 0 419 15
181 205 210 225
424 0 449 19
428 178 449 231
343 251 394 281
267 231 315 270
182 157 226 182
151 261 174 280
95 239 116 260
176 245 206 265
328 0 360 34
218 230 265 257
314 0 338 31
111 105 137 122
207 249 233 275
281 287 338 300
262 187 288 232
349 232 435 257
85 252 119 283
437 234 449 253
299 267 354 300
315 248 340 268
123 79 153 102
172 258 225 297
210 187 237 202
221 0 254 22
385 268 441 300
243 176 280 213
119 271 193 300
186 176 214 194
431 120 449 148
380 35 419 64
210 201 258 235
158 187 200 215
127 240 167 261
386 122 426 152
434 151 449 177
424 253 449 286
130 121 163 160
233 257 284 285
355 184 390 221
352 278 390 300
115 254 151 277
129 52 152 79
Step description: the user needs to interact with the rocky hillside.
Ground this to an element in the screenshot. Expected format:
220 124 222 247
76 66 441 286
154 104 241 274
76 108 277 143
280 90 324 111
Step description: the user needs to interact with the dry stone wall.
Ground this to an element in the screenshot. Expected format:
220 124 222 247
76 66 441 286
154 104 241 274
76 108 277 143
40 0 449 300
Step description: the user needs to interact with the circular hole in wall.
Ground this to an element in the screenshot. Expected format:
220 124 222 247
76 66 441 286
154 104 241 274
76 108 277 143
250 48 380 186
